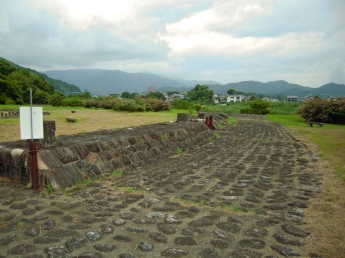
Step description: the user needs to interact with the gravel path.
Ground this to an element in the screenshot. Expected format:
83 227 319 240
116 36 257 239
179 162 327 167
0 117 322 257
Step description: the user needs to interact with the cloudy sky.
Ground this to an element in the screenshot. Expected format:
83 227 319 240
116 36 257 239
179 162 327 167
1 0 344 87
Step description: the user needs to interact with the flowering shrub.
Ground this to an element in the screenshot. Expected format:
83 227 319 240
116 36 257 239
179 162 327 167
297 97 345 124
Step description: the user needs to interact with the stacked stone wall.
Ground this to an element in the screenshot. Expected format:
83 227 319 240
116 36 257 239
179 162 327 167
0 121 214 190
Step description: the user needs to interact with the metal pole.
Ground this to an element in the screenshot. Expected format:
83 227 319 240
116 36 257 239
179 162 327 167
30 89 33 140
29 89 40 190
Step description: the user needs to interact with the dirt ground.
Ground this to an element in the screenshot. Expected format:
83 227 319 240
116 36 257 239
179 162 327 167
0 109 177 143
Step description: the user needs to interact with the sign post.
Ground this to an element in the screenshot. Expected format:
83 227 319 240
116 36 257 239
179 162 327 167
20 89 43 190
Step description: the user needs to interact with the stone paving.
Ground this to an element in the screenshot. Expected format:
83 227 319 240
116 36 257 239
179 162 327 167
0 117 323 257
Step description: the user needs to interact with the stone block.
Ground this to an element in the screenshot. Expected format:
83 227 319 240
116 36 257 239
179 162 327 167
86 153 101 164
38 150 62 169
177 113 188 122
74 145 91 159
85 143 100 153
54 147 79 164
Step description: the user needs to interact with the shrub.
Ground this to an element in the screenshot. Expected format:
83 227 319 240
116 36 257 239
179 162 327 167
297 97 345 124
144 98 170 112
170 99 192 110
62 97 85 107
113 99 145 112
240 100 270 115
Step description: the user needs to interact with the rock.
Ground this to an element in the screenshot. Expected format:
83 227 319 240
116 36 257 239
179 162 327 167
161 248 189 257
8 244 36 254
65 237 87 252
157 223 176 234
45 246 68 257
77 253 104 258
281 224 310 237
113 235 133 242
188 219 213 227
273 233 305 246
24 226 41 237
229 249 263 258
33 236 60 244
210 239 229 249
270 245 300 256
149 232 167 243
245 227 269 238
239 239 266 249
86 230 101 241
173 237 197 246
216 222 241 233
93 243 116 252
138 241 154 252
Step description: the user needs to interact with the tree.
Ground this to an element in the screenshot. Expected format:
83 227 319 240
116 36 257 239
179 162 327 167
144 92 166 100
167 91 179 96
49 92 65 107
186 84 214 104
227 88 236 95
121 91 131 99
240 100 270 115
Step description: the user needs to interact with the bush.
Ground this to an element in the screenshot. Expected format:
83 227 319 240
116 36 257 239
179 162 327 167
113 99 145 112
240 100 270 115
62 97 85 107
144 98 170 112
170 99 193 110
297 97 345 124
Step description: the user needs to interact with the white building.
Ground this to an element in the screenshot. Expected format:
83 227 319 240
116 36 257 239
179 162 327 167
227 95 245 102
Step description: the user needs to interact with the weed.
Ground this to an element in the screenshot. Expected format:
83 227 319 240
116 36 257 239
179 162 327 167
124 187 135 193
217 123 223 129
214 133 220 138
79 130 85 135
176 147 183 154
325 185 330 192
56 135 60 140
208 136 213 142
325 194 340 202
160 134 167 139
111 170 123 177
17 221 23 227
199 199 206 205
138 189 147 193
45 181 53 194
112 185 118 189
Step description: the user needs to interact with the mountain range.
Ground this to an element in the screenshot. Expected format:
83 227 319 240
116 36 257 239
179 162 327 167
44 69 345 97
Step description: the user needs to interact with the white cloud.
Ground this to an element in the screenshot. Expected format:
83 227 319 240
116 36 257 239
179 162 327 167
0 0 344 87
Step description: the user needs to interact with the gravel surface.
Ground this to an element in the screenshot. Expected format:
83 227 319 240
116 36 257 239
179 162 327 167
0 117 322 257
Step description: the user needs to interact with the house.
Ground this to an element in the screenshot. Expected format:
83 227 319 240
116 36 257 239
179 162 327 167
286 96 298 102
214 95 228 104
227 95 244 102
301 96 314 102
109 93 121 98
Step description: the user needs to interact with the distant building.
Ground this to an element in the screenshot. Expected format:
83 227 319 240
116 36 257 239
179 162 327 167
109 93 120 98
227 95 245 102
286 96 298 102
301 96 314 102
148 87 155 93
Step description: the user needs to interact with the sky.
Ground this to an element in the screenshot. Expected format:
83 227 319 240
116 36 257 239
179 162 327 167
1 0 345 87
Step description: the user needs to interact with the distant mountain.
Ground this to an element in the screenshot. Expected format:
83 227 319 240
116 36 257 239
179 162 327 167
209 80 345 97
44 69 186 95
43 68 345 97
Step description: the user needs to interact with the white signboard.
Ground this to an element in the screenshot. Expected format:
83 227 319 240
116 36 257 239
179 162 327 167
20 107 44 139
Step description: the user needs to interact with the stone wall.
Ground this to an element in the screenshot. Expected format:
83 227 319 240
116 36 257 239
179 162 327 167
0 120 217 190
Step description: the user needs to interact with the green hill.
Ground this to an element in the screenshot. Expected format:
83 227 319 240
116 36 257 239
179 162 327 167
0 57 81 104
